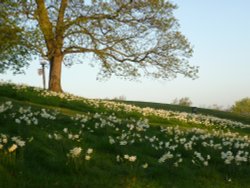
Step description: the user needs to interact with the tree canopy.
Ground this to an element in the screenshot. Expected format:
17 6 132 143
0 1 32 73
172 97 192 107
0 0 198 92
231 97 250 116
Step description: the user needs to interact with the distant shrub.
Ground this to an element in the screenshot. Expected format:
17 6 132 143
231 97 250 116
113 95 126 101
172 97 192 107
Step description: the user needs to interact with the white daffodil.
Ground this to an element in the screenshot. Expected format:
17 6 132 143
86 148 93 154
142 163 148 168
8 144 18 153
63 128 68 133
69 147 82 158
85 155 91 160
128 156 137 162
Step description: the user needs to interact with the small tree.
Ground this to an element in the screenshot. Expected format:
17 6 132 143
172 98 179 105
172 97 192 107
113 95 127 101
231 97 250 115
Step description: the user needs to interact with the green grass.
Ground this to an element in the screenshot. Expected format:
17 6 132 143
0 82 250 188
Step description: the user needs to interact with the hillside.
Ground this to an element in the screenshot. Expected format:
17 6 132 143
0 82 250 188
121 101 250 125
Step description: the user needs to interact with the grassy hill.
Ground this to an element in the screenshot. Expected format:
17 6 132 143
0 82 250 188
121 101 250 125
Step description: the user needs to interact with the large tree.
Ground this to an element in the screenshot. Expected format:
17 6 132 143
1 0 198 92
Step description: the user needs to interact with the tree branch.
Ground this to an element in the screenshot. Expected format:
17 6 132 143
55 0 68 48
64 1 131 30
35 0 55 59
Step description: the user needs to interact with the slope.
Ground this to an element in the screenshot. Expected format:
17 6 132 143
0 82 250 188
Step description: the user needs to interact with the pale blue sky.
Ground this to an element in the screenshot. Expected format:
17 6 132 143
1 1 250 108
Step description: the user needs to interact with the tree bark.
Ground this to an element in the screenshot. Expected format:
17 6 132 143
49 50 63 92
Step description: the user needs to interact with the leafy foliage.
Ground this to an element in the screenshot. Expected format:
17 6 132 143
172 97 192 107
1 0 198 82
0 82 250 188
0 1 34 74
231 97 250 116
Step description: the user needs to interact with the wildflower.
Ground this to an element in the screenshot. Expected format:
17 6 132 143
221 151 234 164
8 144 18 153
68 134 73 139
194 151 205 162
128 156 137 162
2 138 7 144
184 141 193 150
85 155 91 160
0 144 3 149
149 138 154 142
54 133 62 140
28 137 34 142
87 148 93 154
63 128 68 133
124 154 129 159
6 101 12 106
11 137 25 147
203 161 208 166
93 113 101 119
109 136 115 144
158 152 173 163
178 158 183 163
16 140 25 147
165 142 170 148
116 155 121 162
120 140 127 145
142 163 148 168
33 118 38 125
73 134 80 139
15 119 21 124
69 147 82 158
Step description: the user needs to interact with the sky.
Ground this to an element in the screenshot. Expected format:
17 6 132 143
1 0 250 108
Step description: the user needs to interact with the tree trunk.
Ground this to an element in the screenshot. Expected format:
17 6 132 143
48 51 63 92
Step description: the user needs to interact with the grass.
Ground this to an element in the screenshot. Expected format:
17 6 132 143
0 82 250 188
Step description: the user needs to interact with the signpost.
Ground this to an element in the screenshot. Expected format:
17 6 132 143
39 59 47 90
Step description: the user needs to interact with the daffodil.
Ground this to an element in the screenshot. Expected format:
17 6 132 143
8 144 18 153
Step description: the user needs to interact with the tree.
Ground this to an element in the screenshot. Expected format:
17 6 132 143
172 97 192 107
1 0 198 92
231 97 250 116
0 1 32 73
113 95 127 101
